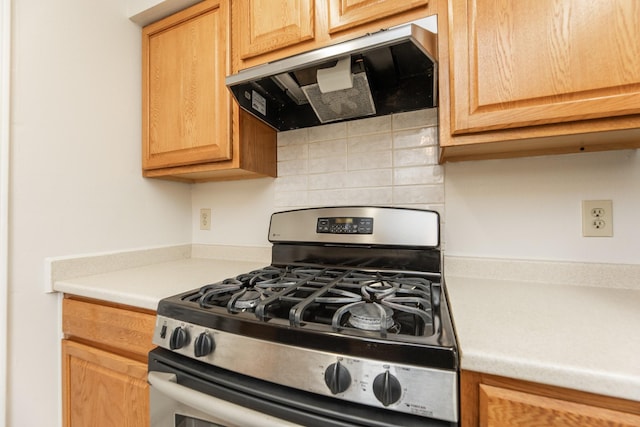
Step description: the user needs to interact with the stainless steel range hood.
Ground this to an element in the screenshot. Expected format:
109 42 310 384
225 17 438 131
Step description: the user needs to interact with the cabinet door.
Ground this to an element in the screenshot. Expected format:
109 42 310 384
62 340 149 427
143 0 231 170
236 0 315 60
327 0 429 34
449 0 640 134
479 384 640 427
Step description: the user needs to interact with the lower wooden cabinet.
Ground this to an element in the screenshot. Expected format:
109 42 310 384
62 340 149 427
61 296 156 427
461 370 640 427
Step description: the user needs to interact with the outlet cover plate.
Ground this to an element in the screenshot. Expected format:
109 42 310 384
582 200 613 237
200 208 211 231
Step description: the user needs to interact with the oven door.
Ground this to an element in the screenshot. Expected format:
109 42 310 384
149 348 456 427
149 371 300 427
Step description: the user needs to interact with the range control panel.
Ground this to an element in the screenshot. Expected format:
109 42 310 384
316 217 373 234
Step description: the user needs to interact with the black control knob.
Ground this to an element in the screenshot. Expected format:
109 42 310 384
169 327 189 350
373 371 402 406
324 362 351 394
194 332 215 357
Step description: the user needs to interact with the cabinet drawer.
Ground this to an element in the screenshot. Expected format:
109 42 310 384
479 384 640 427
62 297 156 359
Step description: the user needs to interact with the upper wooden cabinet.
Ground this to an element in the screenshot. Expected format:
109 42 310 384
142 0 277 182
439 0 640 161
449 0 640 134
232 0 434 70
143 0 231 169
237 0 315 60
327 0 429 34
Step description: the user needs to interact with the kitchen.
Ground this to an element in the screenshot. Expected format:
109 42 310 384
3 0 640 426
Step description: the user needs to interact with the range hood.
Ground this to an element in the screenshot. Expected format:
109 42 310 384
225 17 438 131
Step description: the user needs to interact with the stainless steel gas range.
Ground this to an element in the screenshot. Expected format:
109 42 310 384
148 206 459 427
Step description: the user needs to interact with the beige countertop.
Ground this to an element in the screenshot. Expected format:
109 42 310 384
52 247 640 403
54 258 268 310
445 275 640 402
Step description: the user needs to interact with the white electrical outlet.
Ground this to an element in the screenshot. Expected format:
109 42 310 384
582 200 612 237
200 208 211 231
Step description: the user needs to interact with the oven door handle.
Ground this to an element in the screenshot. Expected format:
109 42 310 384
148 371 301 427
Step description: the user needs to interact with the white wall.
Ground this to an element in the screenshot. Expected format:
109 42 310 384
192 179 275 247
445 149 640 264
9 0 192 425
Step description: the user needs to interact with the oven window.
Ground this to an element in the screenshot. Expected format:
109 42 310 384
176 414 223 427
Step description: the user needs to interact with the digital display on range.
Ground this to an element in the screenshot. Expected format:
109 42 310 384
334 218 353 224
316 217 373 234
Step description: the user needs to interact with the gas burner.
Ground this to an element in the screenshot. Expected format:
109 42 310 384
198 282 242 308
347 303 395 331
227 289 263 312
361 283 398 301
237 267 285 285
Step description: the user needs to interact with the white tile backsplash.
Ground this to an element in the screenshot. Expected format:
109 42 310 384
278 143 308 161
392 108 438 129
309 156 347 174
344 187 393 205
393 126 438 148
274 175 308 192
346 169 393 188
308 172 348 190
394 146 439 167
347 150 393 171
277 127 308 146
309 138 347 158
275 109 444 233
277 158 309 176
348 133 392 153
347 115 392 136
308 122 347 142
308 189 350 206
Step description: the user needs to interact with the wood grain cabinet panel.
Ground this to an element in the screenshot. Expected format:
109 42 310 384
479 384 640 427
236 0 315 59
62 340 149 427
327 0 429 34
142 0 277 182
143 0 231 169
449 0 640 134
461 370 640 427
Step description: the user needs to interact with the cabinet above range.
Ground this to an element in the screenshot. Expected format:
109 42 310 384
231 0 435 71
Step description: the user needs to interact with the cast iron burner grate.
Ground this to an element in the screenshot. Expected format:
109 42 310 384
180 266 439 339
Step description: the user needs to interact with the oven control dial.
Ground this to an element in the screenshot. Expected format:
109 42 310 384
194 332 215 357
372 371 402 406
324 361 351 394
169 326 189 350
